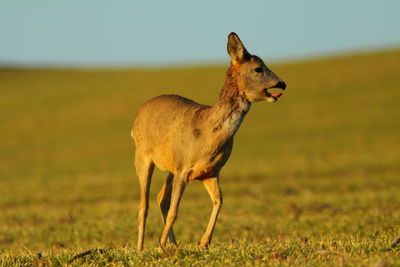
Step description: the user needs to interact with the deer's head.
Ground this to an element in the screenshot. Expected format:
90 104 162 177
227 32 286 103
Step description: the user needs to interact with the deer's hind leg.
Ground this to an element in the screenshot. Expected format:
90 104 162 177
135 151 155 252
157 172 177 245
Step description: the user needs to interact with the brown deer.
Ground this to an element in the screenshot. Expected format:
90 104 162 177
131 32 286 251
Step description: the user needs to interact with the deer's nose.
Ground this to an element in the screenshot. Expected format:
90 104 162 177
275 81 286 90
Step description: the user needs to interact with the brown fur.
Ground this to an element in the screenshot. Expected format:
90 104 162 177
131 32 286 251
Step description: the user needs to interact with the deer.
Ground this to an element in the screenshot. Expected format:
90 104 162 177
131 32 286 251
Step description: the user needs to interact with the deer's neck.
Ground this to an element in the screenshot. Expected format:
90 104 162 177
209 67 251 138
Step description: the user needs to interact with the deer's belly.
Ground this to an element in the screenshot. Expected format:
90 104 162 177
150 137 233 180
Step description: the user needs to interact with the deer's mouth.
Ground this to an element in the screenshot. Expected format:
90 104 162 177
264 88 284 102
263 81 286 102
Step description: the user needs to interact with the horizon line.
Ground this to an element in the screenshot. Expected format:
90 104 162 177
0 46 398 71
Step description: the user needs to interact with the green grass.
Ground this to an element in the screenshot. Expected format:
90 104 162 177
1 49 400 266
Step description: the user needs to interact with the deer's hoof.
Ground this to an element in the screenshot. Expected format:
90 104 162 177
197 241 210 249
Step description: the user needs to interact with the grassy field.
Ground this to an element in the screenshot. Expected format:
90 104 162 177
0 49 399 266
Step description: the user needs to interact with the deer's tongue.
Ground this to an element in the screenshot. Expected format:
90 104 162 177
270 92 283 98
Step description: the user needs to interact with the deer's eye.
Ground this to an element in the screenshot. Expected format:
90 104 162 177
254 67 263 73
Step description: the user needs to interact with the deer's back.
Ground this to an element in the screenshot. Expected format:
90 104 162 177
133 95 208 142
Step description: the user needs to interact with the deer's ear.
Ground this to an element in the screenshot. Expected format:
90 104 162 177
227 32 250 64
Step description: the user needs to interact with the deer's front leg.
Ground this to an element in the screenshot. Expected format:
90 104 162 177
157 173 177 245
159 176 186 249
198 177 222 248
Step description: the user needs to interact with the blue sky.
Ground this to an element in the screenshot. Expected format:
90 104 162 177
0 0 399 66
